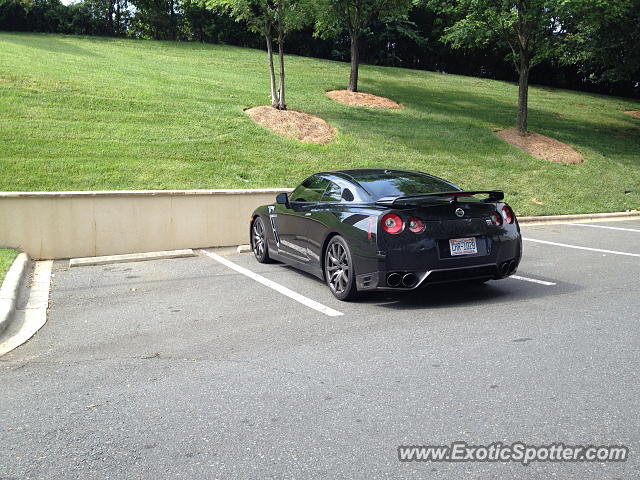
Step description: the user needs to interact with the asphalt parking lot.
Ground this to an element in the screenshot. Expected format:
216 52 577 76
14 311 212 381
1 219 639 479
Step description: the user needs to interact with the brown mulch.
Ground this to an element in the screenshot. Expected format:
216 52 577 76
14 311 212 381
326 90 402 109
624 110 640 119
245 105 336 144
496 129 584 164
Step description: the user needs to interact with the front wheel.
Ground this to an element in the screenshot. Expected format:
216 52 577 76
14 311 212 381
251 217 271 263
324 236 358 301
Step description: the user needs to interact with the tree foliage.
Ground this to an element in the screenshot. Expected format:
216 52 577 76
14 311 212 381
435 0 563 133
204 0 310 108
314 0 413 91
561 0 640 84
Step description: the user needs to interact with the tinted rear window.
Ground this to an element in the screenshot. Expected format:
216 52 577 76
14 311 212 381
350 172 459 199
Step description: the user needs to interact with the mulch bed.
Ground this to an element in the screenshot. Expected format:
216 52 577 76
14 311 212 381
326 90 402 109
624 110 640 119
245 106 336 144
496 129 584 164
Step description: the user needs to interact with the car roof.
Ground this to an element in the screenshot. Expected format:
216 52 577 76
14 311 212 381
319 169 456 193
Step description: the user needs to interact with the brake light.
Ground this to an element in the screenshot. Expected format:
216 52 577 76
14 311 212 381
491 211 503 226
381 213 403 234
501 205 514 224
408 217 425 234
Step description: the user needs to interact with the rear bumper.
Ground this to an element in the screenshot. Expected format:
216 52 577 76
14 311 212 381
354 230 522 291
356 259 519 291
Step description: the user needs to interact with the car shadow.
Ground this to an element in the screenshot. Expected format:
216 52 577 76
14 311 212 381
278 263 578 310
356 276 579 310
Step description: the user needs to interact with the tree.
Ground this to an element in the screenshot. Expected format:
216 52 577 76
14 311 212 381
561 0 640 86
436 0 561 134
130 0 180 39
205 0 309 109
314 0 412 92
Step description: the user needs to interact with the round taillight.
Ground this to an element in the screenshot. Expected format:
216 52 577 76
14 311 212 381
408 217 425 234
381 213 403 234
501 205 514 224
491 212 503 226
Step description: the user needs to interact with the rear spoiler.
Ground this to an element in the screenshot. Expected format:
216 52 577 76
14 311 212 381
375 190 505 206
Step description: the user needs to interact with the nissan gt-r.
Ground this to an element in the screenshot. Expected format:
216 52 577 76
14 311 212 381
250 169 522 300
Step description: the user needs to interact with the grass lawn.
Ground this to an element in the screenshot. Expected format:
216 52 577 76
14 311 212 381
0 32 639 215
0 248 18 285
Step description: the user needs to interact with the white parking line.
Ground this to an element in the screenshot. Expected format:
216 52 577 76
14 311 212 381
200 250 344 317
510 275 556 286
565 223 640 233
523 238 640 257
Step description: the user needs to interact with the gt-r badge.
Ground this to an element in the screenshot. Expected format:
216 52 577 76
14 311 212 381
455 208 465 217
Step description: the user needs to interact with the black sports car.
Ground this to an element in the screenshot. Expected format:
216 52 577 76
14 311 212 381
250 169 522 300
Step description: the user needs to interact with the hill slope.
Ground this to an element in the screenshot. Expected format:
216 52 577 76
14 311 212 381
1 32 639 215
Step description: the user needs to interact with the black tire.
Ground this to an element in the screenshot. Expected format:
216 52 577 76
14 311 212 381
251 217 271 263
324 236 358 301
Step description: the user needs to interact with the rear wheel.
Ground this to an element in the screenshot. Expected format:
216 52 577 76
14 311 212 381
324 236 358 301
251 217 271 263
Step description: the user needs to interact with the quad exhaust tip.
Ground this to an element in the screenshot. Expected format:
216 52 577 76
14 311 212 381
402 273 418 288
499 259 518 276
386 272 402 287
386 272 418 288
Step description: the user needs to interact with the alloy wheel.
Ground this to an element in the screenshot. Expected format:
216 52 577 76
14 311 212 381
326 241 349 294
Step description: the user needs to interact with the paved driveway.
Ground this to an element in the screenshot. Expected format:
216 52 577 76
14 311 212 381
1 220 639 479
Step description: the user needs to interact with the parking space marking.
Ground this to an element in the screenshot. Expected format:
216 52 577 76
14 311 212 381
200 250 344 317
566 223 640 233
510 275 556 286
523 238 640 257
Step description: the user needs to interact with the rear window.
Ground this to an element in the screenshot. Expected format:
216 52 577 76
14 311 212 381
350 172 459 200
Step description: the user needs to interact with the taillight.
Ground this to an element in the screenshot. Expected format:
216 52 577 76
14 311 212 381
381 213 403 234
491 211 503 226
408 217 425 234
501 205 514 224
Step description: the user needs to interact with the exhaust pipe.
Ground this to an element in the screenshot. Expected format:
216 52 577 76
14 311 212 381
508 260 517 274
401 273 418 288
387 272 402 287
499 262 510 276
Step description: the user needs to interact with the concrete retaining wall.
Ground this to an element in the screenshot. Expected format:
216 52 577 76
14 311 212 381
0 189 292 260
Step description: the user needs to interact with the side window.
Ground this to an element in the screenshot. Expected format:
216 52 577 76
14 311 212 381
289 176 330 203
321 182 342 202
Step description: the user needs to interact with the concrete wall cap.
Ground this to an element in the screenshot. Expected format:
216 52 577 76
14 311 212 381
0 188 294 198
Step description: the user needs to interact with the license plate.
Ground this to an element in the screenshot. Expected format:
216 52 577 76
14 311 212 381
449 237 477 256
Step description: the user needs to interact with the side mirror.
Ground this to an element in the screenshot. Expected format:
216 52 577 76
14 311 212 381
276 192 289 207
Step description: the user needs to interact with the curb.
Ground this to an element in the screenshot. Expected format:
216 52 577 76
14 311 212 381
69 249 195 267
518 211 640 225
0 252 29 335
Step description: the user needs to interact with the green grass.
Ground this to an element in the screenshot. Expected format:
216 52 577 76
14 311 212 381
0 248 18 284
1 32 639 215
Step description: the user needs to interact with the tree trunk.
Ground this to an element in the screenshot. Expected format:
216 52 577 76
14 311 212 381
115 0 120 36
170 0 176 41
108 0 114 36
516 55 530 135
277 33 286 110
348 33 359 92
265 31 278 108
